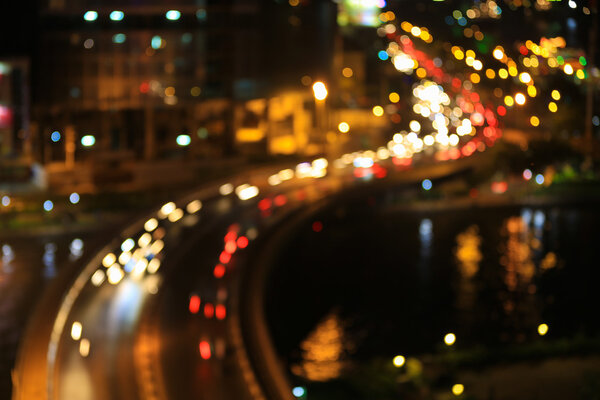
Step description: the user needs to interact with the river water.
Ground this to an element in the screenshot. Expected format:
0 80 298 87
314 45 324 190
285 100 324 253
0 232 93 398
266 198 600 398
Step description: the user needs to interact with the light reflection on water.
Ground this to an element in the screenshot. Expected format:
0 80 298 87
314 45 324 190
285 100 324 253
455 225 481 279
419 218 432 252
43 243 57 278
271 204 600 375
0 235 88 398
69 238 84 261
292 313 347 382
498 214 541 342
2 244 15 273
418 218 433 280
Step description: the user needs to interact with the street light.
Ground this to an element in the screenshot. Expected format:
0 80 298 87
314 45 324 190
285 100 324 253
312 82 328 136
312 81 328 101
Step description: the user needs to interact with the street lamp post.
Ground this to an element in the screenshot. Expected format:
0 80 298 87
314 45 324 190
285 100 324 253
312 81 328 151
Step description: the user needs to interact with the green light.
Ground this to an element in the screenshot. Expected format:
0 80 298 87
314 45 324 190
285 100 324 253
579 56 587 66
112 33 126 44
557 56 564 65
151 35 162 49
83 11 98 21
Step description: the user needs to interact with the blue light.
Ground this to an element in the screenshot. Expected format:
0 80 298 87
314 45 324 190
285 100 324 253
70 87 81 98
51 131 61 142
419 218 432 236
110 10 124 21
43 200 54 212
196 9 207 20
292 386 305 398
71 238 83 251
124 259 135 273
1 196 10 207
112 33 126 44
535 174 544 185
181 33 193 44
166 10 181 20
422 179 432 190
521 208 532 226
121 238 135 252
534 210 545 228
69 192 80 204
81 135 96 147
83 11 98 21
151 35 163 50
176 134 191 146
378 50 389 61
444 16 454 25
457 17 467 26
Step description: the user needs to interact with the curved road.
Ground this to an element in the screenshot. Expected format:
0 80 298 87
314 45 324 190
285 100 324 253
13 153 478 400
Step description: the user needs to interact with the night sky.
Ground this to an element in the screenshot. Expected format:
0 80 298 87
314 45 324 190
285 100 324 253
0 2 38 57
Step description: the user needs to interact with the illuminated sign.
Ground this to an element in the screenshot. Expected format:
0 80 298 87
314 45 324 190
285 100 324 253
338 0 386 27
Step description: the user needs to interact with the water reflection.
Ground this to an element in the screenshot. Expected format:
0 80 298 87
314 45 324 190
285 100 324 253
454 225 482 335
2 244 14 273
533 210 545 230
419 218 432 280
499 213 542 341
419 218 433 250
69 238 84 261
43 243 57 278
521 208 532 226
501 217 536 290
292 312 347 382
455 225 482 279
268 204 597 399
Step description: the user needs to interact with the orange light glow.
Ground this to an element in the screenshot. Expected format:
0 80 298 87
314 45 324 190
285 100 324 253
236 236 249 249
312 221 323 232
204 303 214 319
189 295 201 314
199 341 212 359
215 304 227 320
213 264 226 279
219 251 231 264
224 240 237 254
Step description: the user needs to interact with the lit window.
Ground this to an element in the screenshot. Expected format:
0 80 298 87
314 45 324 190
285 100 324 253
110 10 124 21
83 11 98 21
166 10 181 20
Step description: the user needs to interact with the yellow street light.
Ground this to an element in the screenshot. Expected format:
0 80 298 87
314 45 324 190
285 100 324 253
492 47 504 60
392 355 405 367
372 106 384 117
312 81 328 101
519 72 532 84
444 332 456 346
338 122 350 133
452 384 464 396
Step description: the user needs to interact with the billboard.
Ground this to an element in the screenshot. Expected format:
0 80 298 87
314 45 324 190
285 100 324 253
337 0 386 27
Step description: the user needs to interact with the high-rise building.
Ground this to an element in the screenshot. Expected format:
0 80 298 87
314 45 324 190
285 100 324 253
0 59 29 157
34 0 272 163
29 0 390 169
